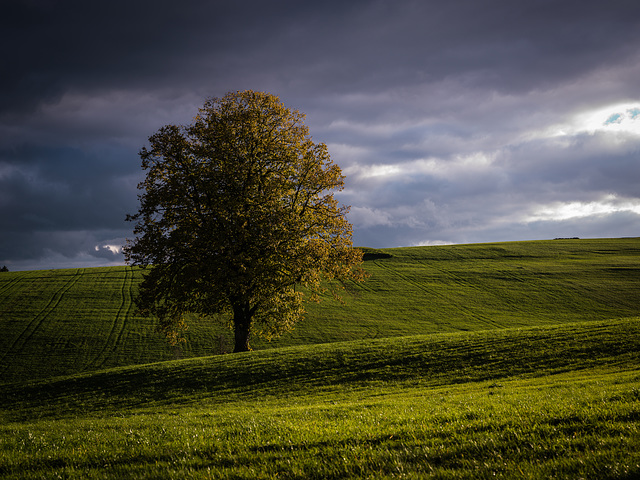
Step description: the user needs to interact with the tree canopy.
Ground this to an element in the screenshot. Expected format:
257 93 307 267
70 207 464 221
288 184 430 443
124 90 365 352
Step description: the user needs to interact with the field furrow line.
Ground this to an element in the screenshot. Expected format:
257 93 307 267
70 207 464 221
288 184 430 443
0 272 28 296
347 273 377 294
0 269 84 369
86 267 133 370
112 268 136 348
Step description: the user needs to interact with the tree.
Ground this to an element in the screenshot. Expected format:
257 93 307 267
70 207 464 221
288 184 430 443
0 266 8 272
124 90 365 352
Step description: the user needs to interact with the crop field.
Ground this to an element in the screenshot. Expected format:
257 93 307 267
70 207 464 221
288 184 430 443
1 237 639 382
0 238 639 478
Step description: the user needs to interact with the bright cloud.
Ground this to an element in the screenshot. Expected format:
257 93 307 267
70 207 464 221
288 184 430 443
95 244 122 255
345 163 403 179
527 195 640 222
549 103 640 137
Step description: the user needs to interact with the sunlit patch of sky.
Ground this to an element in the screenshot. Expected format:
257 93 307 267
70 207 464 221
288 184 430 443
550 103 640 137
604 113 624 125
527 195 640 222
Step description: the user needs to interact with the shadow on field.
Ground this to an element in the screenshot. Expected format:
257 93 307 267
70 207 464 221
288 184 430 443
0 318 638 421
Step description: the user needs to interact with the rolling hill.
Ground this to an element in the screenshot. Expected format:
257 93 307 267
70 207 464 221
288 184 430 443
1 237 639 383
0 317 638 479
0 238 639 478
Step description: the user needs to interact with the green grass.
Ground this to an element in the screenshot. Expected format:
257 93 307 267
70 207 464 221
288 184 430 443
307 237 640 336
1 237 639 382
1 238 640 478
0 318 638 479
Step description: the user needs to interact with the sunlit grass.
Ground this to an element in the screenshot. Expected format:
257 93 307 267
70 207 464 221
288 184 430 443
3 372 639 479
1 238 640 478
0 319 638 479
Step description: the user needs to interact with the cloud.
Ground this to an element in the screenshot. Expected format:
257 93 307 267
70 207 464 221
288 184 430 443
348 207 394 229
0 229 127 271
339 93 640 247
95 244 123 256
2 0 640 269
526 195 640 222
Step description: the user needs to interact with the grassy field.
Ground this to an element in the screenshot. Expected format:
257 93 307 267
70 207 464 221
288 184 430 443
0 238 639 478
1 237 639 382
0 318 638 478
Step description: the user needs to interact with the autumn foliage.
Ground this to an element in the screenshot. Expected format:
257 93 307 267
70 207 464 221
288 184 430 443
125 91 364 352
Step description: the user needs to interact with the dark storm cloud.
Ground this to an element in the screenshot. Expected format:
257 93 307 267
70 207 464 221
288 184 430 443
0 144 135 230
5 0 640 110
2 0 640 269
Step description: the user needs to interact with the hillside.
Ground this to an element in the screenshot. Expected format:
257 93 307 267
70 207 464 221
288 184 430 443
2 317 638 419
0 318 638 478
1 238 639 478
1 237 639 383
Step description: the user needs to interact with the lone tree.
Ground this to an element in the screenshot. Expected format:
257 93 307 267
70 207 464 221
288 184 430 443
125 90 365 352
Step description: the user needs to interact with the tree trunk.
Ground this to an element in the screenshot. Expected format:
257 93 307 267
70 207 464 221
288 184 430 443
233 302 252 352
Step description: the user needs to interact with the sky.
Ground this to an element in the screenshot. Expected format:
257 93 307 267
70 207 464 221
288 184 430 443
2 0 640 271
